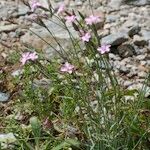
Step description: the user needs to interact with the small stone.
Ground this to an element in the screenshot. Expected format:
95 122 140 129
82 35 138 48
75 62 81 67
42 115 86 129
108 0 123 9
33 78 52 89
106 14 119 23
11 69 23 77
109 53 121 60
101 31 128 46
117 44 136 58
124 80 132 87
9 32 16 38
133 35 148 46
124 0 150 6
144 86 150 98
127 71 138 78
123 20 138 28
119 66 130 74
138 71 147 78
140 61 147 66
0 32 8 41
128 25 141 37
136 54 146 60
0 24 18 33
75 0 83 6
0 133 16 143
141 30 150 41
17 4 29 16
0 92 10 102
128 83 143 91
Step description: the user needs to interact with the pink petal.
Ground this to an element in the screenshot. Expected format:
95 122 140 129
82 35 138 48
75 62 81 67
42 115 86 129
57 3 65 14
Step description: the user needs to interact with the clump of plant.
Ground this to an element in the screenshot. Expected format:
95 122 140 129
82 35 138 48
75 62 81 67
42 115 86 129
3 0 150 149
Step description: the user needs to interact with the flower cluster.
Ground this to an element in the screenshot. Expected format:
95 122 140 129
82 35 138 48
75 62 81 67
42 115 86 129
20 52 38 65
27 0 111 74
60 62 75 74
81 32 91 42
85 15 101 25
57 3 65 14
30 0 42 12
97 45 111 54
65 15 77 23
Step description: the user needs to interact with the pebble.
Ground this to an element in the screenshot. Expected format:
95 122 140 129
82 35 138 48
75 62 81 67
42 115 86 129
133 35 148 46
141 30 150 41
117 44 136 58
138 71 147 78
126 0 150 6
128 25 141 37
101 31 128 46
0 133 16 149
0 24 18 33
11 69 23 77
136 54 146 60
0 92 10 102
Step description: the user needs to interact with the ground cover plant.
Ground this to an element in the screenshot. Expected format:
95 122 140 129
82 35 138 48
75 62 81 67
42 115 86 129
0 0 150 149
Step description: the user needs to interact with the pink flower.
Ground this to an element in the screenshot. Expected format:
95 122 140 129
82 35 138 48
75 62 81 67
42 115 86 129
20 52 38 65
85 15 101 25
20 52 31 65
57 3 65 14
29 52 38 60
97 45 111 54
60 62 75 74
65 15 77 23
81 32 91 42
28 14 38 21
30 0 42 12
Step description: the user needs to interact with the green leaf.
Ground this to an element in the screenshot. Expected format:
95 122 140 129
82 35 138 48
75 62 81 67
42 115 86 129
51 139 80 150
20 140 34 150
30 117 41 148
78 11 85 20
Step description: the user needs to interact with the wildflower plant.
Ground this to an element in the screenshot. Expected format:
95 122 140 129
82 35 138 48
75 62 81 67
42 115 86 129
7 0 150 149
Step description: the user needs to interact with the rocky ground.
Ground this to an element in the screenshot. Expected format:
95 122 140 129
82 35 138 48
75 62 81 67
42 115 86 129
0 0 150 102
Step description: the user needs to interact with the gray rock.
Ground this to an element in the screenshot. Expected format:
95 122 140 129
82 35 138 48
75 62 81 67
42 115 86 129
127 66 138 77
119 66 130 74
33 78 52 89
108 0 123 9
9 32 16 38
109 53 121 60
136 54 146 60
140 60 147 66
75 0 83 6
128 83 143 91
17 4 29 16
106 15 119 23
123 20 138 28
128 26 141 37
117 44 136 58
0 92 10 102
101 31 128 46
0 24 18 33
0 32 8 41
133 35 148 46
0 133 16 149
0 2 17 19
138 71 147 78
141 30 150 41
0 133 16 143
124 80 133 87
20 19 78 53
124 0 150 6
11 69 23 77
